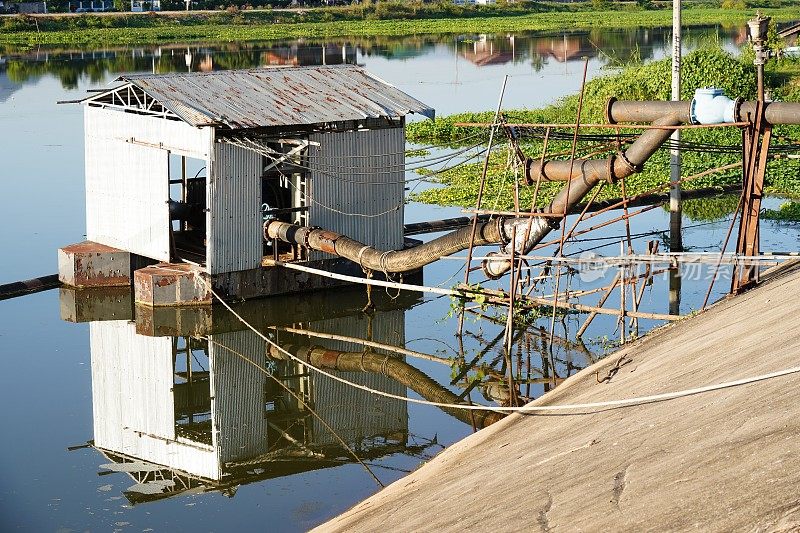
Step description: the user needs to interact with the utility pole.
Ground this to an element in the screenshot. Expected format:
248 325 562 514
669 0 682 315
670 0 682 253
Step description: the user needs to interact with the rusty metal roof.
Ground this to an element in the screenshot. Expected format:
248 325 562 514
103 65 434 129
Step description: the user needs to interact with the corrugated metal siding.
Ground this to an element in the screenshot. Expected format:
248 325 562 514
307 128 405 262
84 103 210 159
90 321 220 480
110 66 434 128
208 142 263 275
84 106 211 263
306 310 408 447
208 331 271 464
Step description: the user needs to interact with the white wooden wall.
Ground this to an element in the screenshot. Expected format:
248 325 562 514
84 106 211 264
208 330 271 464
90 321 220 480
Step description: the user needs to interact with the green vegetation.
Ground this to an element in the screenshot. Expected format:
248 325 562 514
1 3 799 48
407 48 800 214
763 201 800 221
680 194 741 221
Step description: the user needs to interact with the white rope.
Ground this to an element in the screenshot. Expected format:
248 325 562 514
356 245 371 271
442 252 795 266
202 278 800 414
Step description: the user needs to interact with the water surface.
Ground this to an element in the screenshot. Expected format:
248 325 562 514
2 25 798 532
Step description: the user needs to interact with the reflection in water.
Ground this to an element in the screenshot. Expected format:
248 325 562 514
78 289 426 504
62 280 598 504
0 25 743 91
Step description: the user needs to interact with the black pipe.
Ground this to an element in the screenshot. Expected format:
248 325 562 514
0 274 60 301
484 114 683 278
267 115 681 279
267 97 787 279
524 115 682 185
265 217 552 274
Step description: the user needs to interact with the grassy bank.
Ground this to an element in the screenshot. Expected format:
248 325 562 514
406 48 800 216
1 4 799 48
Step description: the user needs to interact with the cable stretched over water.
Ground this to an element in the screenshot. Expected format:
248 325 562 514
202 282 800 415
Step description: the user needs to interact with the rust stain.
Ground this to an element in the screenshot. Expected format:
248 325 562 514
154 277 176 288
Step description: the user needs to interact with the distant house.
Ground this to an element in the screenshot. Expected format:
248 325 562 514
69 0 112 12
3 1 48 13
131 0 159 11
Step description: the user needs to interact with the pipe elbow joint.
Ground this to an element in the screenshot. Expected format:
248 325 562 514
481 252 509 280
690 87 736 125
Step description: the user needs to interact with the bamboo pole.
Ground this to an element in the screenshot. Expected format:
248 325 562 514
460 284 682 322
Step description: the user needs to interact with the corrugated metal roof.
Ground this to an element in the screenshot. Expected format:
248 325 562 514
105 65 434 128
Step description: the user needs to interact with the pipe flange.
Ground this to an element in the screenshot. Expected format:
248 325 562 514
615 151 641 175
303 225 321 249
733 97 744 124
526 158 548 185
605 97 618 125
481 252 506 280
263 219 275 241
493 217 509 246
606 156 617 185
523 157 535 186
545 215 562 231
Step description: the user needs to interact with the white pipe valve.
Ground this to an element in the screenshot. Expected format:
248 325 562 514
690 87 736 125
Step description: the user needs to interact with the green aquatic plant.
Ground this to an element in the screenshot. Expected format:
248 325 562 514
763 201 800 222
678 195 741 222
2 5 800 48
408 47 800 210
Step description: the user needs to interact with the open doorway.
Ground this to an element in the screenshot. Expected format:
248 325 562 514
261 140 310 261
169 153 207 265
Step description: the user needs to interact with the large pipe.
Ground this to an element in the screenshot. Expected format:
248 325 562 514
269 92 800 281
606 98 800 126
266 114 679 280
264 216 552 274
270 344 505 429
483 114 683 279
524 115 682 185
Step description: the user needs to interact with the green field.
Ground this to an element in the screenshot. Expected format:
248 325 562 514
1 4 799 48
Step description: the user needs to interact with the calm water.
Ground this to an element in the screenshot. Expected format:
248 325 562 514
2 26 798 532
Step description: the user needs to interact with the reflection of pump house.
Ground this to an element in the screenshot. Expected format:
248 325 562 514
85 301 410 502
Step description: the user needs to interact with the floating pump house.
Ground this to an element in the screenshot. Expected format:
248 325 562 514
58 65 434 305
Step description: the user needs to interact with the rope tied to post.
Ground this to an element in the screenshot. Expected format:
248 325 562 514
379 250 403 300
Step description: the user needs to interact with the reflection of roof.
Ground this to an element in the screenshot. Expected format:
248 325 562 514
535 39 595 63
461 51 513 67
95 437 422 505
83 65 434 128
